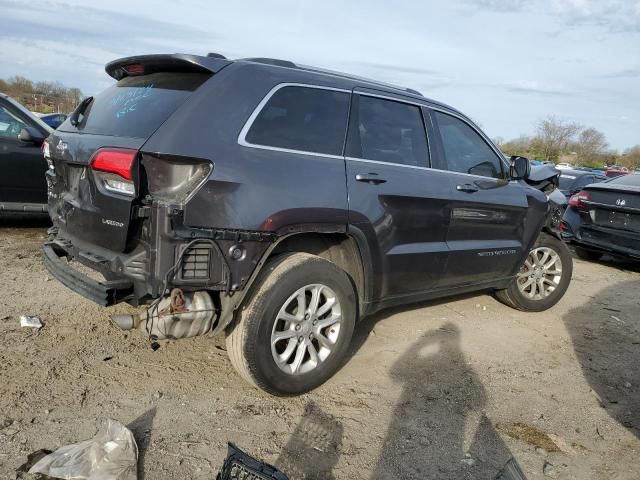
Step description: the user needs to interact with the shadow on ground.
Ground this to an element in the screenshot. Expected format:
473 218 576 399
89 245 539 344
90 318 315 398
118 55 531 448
562 279 640 438
127 407 157 480
371 323 522 479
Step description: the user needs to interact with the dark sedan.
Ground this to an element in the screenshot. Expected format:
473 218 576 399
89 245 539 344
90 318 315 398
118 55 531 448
0 93 52 214
558 168 606 197
562 174 640 261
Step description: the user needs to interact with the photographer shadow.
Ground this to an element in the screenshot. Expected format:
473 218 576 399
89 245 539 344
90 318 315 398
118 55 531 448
373 322 523 479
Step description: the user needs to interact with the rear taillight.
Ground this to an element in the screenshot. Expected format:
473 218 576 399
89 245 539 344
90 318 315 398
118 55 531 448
42 139 53 170
568 190 589 210
90 148 137 195
142 154 212 205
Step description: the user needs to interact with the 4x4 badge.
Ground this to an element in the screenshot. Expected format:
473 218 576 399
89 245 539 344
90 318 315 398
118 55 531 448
56 141 68 154
616 199 626 206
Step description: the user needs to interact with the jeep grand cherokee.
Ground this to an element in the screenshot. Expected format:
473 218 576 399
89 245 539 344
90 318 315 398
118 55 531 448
43 53 572 395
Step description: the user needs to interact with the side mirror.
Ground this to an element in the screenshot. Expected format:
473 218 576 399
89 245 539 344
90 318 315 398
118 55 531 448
18 127 45 145
509 155 531 180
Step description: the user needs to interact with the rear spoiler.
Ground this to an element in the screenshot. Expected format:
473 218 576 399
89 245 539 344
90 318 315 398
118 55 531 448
105 53 231 80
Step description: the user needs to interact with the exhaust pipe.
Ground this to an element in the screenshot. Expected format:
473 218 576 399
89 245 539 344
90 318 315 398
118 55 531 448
110 314 138 331
109 289 216 340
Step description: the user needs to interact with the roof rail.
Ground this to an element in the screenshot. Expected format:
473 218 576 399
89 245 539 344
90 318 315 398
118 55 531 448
242 57 296 68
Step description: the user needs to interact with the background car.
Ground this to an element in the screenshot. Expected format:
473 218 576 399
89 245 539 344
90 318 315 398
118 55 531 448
39 113 67 129
0 92 52 214
558 168 606 197
562 173 640 261
556 162 573 169
605 165 630 178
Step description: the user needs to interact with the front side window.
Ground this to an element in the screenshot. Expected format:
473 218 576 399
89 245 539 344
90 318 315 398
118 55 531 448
433 111 503 179
0 105 27 139
346 95 429 167
245 86 350 156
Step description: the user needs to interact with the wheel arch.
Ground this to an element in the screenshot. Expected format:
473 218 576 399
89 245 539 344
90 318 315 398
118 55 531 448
269 230 373 314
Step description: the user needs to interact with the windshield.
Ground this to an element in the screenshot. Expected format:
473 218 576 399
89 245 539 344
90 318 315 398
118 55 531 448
59 72 210 138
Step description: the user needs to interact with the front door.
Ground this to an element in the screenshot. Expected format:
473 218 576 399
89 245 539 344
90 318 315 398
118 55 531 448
0 99 48 207
427 108 530 286
345 91 449 299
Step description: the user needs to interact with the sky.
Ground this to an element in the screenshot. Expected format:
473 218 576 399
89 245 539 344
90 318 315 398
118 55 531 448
0 0 638 150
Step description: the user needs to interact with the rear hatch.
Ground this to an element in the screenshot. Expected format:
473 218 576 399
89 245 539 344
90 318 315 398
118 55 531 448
46 55 223 252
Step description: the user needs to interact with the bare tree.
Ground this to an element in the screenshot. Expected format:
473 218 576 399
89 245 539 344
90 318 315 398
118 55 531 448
575 127 608 164
621 145 640 170
535 116 581 161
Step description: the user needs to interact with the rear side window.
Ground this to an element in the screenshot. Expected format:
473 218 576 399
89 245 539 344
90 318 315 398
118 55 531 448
433 111 503 179
60 72 210 138
245 86 350 156
346 95 429 167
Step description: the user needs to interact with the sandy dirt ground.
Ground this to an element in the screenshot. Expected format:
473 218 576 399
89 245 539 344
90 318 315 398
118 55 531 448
1 218 639 479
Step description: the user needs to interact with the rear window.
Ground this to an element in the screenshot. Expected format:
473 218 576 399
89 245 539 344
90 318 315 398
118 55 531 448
607 174 640 187
244 86 350 156
559 174 576 189
60 72 210 138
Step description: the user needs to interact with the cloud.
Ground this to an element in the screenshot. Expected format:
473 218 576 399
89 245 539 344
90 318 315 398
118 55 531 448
602 67 640 78
463 0 640 32
462 0 529 12
500 81 572 96
0 0 219 53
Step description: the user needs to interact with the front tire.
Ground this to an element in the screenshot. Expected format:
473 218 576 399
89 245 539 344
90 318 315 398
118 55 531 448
496 233 573 312
225 252 357 396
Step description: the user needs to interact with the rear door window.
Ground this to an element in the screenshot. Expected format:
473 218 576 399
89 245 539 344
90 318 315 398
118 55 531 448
244 86 350 156
59 72 210 138
346 95 429 167
432 111 504 179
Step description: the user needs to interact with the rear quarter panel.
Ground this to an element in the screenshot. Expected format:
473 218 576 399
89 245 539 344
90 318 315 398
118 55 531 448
142 63 351 233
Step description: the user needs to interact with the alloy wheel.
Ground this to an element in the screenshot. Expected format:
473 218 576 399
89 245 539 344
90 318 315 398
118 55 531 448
517 247 563 300
270 284 342 375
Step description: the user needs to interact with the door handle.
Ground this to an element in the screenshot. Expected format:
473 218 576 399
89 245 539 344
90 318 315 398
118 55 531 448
456 183 479 193
356 173 387 185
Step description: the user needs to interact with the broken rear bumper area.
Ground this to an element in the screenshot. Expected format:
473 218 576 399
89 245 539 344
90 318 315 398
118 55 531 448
43 242 135 306
43 209 279 308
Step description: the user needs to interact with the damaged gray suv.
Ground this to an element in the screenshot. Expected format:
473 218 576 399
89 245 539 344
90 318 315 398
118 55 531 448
43 53 572 395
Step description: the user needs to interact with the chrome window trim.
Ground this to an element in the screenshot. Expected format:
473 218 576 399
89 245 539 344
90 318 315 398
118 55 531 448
237 82 507 181
237 82 350 159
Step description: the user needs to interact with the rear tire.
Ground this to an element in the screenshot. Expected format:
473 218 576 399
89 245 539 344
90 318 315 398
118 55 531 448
225 252 357 396
496 233 573 312
574 246 603 262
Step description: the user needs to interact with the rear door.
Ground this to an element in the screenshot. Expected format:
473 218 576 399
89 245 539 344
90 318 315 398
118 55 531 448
427 108 530 286
0 98 49 207
48 70 212 252
345 90 448 298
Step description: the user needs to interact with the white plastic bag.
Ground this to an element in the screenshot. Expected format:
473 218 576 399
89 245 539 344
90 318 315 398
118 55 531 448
29 419 138 480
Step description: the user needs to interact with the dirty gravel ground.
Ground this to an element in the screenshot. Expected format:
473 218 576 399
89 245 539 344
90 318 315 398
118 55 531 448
0 219 639 480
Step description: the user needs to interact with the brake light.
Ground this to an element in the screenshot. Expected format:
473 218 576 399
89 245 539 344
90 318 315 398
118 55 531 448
568 190 589 210
91 148 136 180
91 148 137 195
123 63 145 75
